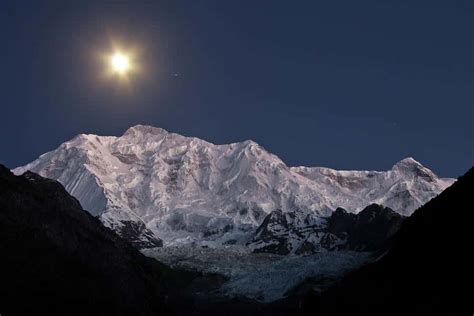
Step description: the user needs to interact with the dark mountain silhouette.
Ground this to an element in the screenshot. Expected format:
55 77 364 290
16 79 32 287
0 164 195 315
304 167 473 315
325 204 404 251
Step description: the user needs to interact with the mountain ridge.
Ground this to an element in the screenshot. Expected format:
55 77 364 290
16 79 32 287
14 125 454 248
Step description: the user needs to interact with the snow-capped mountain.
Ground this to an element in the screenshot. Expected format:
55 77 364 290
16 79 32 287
14 125 454 248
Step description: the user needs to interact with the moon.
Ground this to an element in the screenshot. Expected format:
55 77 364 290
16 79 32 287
110 52 131 74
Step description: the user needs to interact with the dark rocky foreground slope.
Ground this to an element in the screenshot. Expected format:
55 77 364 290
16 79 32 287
0 165 195 315
303 167 473 316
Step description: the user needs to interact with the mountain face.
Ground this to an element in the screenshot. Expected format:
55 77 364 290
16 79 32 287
247 204 405 255
305 168 472 316
0 164 190 315
14 125 454 248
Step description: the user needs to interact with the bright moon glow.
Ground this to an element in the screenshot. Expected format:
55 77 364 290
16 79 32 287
110 53 130 74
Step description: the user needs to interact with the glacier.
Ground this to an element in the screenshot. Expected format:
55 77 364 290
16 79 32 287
142 246 370 302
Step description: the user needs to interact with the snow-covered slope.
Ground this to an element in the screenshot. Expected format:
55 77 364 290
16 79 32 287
14 125 454 247
291 157 454 216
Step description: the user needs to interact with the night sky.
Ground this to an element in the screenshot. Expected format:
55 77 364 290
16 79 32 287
1 0 472 177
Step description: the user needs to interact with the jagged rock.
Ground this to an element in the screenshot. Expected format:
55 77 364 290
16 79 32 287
116 220 163 248
248 204 405 254
326 204 405 251
248 209 326 255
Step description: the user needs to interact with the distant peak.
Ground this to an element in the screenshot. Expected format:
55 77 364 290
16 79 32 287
398 157 419 164
123 125 168 137
392 157 438 180
392 157 423 169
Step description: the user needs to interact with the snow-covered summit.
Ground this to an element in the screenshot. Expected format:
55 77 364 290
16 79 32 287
391 157 439 180
123 124 169 136
14 125 454 247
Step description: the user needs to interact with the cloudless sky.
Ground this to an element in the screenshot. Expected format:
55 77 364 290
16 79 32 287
0 0 472 177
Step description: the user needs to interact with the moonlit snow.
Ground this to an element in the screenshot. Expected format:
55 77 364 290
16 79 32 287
13 125 454 247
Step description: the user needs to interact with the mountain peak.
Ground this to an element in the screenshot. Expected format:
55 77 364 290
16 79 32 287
394 157 421 167
123 125 168 137
392 157 424 172
392 157 438 181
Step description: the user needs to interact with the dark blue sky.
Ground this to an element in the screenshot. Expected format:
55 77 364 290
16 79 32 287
1 0 472 176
